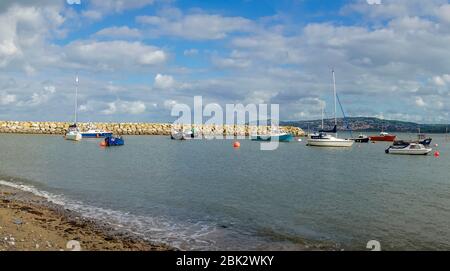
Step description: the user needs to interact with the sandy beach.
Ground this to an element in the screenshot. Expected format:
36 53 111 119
0 184 172 251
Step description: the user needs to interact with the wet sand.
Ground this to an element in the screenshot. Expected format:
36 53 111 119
0 184 172 251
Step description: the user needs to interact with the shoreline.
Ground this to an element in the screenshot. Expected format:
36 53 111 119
0 184 173 251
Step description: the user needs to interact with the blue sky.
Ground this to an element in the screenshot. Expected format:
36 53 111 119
1 0 450 123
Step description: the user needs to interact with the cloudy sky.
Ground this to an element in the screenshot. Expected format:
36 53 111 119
0 0 450 123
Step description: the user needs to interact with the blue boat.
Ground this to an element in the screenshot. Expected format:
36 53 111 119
251 132 294 142
104 136 124 146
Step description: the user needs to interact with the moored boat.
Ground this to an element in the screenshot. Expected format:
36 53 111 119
65 76 82 141
102 135 124 146
170 128 198 140
307 131 354 147
251 132 294 142
81 129 113 138
350 134 369 143
385 143 432 155
369 132 396 142
306 70 353 148
65 124 82 141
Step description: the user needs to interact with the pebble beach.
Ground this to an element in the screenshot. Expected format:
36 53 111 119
0 184 172 251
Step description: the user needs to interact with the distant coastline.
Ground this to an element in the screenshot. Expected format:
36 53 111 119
282 117 450 134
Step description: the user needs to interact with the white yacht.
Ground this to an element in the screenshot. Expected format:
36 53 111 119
307 70 353 147
65 124 82 141
65 76 82 141
308 132 354 147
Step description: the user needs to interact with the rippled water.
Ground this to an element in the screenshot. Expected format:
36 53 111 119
0 133 449 250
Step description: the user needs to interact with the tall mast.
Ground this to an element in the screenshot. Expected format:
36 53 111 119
321 103 324 130
75 75 78 124
332 69 337 137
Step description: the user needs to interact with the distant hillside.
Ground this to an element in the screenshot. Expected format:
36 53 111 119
281 117 450 133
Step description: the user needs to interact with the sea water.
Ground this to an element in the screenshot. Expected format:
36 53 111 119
0 133 449 250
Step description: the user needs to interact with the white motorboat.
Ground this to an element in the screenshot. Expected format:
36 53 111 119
385 143 432 155
307 70 353 148
170 128 198 140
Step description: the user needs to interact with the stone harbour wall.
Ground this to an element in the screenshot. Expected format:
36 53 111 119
0 121 305 137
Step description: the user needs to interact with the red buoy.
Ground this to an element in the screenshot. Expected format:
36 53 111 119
233 141 241 148
434 151 440 157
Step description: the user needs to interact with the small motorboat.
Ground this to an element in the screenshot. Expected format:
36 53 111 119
102 135 124 146
369 132 396 142
350 134 369 143
65 124 82 141
251 132 294 142
170 128 198 140
81 124 112 138
385 143 432 155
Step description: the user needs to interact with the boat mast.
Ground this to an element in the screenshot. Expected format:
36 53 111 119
321 103 324 130
332 69 337 137
75 75 78 124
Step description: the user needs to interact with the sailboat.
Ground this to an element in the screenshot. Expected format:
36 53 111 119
65 76 82 141
307 70 354 147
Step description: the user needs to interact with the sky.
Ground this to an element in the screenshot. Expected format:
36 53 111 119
0 0 450 123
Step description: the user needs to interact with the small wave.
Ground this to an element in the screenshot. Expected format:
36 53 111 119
0 179 321 250
0 179 226 250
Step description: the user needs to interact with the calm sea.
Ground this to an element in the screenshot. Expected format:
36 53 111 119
0 133 449 250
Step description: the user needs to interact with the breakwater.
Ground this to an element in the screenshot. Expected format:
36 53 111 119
0 121 305 137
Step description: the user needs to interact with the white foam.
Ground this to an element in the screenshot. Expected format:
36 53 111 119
0 179 235 250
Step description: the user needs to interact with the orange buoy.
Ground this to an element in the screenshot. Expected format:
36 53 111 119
434 151 440 157
100 141 107 147
233 141 241 148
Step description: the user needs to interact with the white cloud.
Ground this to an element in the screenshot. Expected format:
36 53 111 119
137 10 254 40
82 0 154 20
64 41 167 70
244 90 278 104
289 98 327 120
342 0 445 20
432 74 450 86
154 74 175 90
163 99 177 109
0 93 17 105
436 4 450 23
67 0 81 5
0 4 65 69
25 84 56 106
184 49 199 56
102 100 146 115
94 26 142 39
211 56 251 69
415 96 426 107
81 10 103 21
367 0 382 5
